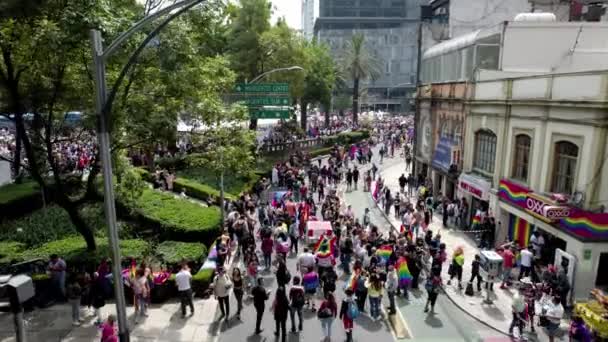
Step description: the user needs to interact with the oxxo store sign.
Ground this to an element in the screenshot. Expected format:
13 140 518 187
525 194 571 222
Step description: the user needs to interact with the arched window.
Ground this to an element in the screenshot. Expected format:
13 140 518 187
552 141 579 194
512 134 531 181
473 130 497 173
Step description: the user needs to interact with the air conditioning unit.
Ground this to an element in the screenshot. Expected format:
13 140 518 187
435 7 448 15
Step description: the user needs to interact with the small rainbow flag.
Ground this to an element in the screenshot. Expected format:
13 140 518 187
397 257 412 287
346 270 360 291
508 213 533 248
314 234 335 258
472 210 481 227
376 245 393 263
129 259 137 279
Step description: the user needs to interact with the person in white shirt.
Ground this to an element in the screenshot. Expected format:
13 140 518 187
543 296 564 342
175 263 194 317
213 267 233 321
297 248 316 276
530 231 545 258
518 246 534 281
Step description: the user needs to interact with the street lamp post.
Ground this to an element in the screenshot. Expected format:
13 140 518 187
90 1 205 341
248 66 303 84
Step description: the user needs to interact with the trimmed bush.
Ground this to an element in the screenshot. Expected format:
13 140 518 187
135 189 222 244
309 147 333 159
192 268 215 297
19 236 151 267
173 177 225 202
0 204 105 248
157 241 207 266
177 167 255 198
0 241 25 264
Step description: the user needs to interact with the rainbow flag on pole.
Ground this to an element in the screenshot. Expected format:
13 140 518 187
345 270 360 292
508 213 533 248
396 257 412 287
376 245 393 263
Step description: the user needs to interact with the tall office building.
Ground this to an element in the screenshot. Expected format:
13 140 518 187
302 0 319 40
314 0 423 113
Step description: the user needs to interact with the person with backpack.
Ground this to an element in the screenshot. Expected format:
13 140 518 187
289 276 305 333
354 271 368 313
302 267 319 311
447 247 465 290
340 289 358 342
318 292 338 342
261 235 274 270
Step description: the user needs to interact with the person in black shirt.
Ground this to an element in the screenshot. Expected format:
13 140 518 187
352 167 359 190
252 278 270 334
469 254 482 292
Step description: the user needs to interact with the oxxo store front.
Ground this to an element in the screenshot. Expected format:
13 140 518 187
457 173 492 229
497 179 608 302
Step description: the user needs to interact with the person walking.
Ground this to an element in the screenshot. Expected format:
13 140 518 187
288 218 299 254
176 262 195 318
213 267 232 321
353 167 359 190
386 264 398 315
48 254 67 301
424 268 442 314
399 173 407 194
340 289 357 342
91 272 106 325
366 273 384 321
289 277 305 333
261 235 274 270
346 169 353 192
231 267 244 320
272 287 290 342
133 269 150 324
499 246 515 289
318 292 338 342
276 260 292 288
66 275 83 326
447 247 465 289
519 246 534 281
354 271 368 313
469 254 483 292
252 278 270 334
508 292 526 337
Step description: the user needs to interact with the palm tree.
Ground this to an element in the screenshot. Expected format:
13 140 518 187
340 33 382 125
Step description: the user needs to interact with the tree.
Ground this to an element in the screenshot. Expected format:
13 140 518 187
226 0 272 129
340 33 381 125
301 42 337 129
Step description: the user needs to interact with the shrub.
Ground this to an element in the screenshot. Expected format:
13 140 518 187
309 147 333 159
135 189 222 244
0 204 105 248
192 268 215 297
157 241 207 266
177 167 254 198
20 236 151 268
0 241 25 264
173 177 225 202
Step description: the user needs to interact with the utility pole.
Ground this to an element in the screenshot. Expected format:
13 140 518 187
413 11 424 177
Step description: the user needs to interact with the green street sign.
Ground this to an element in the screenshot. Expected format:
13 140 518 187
241 97 290 106
251 109 290 119
234 83 289 93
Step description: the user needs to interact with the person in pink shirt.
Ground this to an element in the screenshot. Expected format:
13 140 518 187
100 314 117 342
499 245 515 289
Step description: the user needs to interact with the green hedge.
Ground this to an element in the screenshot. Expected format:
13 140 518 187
0 204 105 248
0 241 25 264
309 147 333 159
177 167 256 198
134 189 222 245
14 236 150 267
156 241 207 266
192 267 215 297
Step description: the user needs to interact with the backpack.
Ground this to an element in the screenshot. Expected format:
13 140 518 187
346 301 359 319
292 289 305 308
356 276 366 292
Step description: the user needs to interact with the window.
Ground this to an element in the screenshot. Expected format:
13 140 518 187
552 141 579 194
512 134 531 181
473 130 497 173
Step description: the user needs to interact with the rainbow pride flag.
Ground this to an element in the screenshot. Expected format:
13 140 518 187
303 272 319 291
345 270 360 291
397 257 412 287
314 234 335 258
472 210 481 227
376 245 393 263
508 213 533 248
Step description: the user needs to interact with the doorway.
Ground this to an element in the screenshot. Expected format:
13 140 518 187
596 253 608 288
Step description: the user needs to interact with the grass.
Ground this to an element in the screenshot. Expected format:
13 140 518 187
0 181 40 205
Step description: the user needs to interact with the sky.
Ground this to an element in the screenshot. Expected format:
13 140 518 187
271 0 302 29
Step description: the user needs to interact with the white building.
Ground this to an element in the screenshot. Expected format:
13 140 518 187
456 21 608 301
301 0 318 41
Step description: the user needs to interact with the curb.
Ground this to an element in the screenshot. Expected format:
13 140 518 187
369 165 510 338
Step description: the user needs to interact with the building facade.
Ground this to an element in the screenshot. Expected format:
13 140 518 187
314 0 423 112
465 70 608 302
302 0 319 40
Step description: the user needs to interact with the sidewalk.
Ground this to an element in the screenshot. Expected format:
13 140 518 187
0 253 239 342
373 160 567 342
